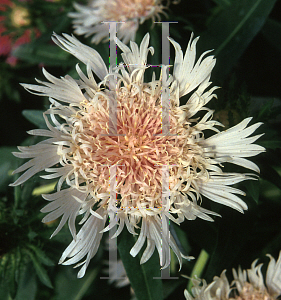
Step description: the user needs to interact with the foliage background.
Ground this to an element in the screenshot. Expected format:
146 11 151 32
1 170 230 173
1 0 281 299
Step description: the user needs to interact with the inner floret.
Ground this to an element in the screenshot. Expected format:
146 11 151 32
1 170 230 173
66 86 203 210
104 0 163 21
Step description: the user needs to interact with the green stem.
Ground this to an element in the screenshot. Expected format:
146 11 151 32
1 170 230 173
74 268 100 300
32 182 56 196
187 249 209 293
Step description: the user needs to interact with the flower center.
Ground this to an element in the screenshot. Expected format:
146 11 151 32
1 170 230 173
232 283 273 300
11 5 30 27
104 0 162 21
69 87 190 209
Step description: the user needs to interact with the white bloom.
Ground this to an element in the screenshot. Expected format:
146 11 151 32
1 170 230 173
233 252 281 300
184 252 281 300
68 0 166 44
11 32 264 277
184 271 231 300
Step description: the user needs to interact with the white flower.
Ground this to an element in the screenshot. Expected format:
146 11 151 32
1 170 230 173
184 271 231 300
233 252 281 300
11 32 264 277
68 0 166 44
184 252 281 300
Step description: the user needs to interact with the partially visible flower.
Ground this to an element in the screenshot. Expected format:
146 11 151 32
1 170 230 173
68 0 167 44
10 4 30 27
0 0 40 66
11 32 264 277
184 252 281 300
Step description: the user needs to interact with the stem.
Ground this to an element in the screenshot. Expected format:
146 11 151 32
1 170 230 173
32 182 56 196
187 249 209 293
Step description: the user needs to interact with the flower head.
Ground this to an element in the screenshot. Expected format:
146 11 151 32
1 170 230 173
68 0 167 44
11 32 264 277
184 252 281 300
10 4 30 27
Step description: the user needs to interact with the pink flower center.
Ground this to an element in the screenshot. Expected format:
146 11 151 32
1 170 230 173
70 88 189 208
104 0 163 22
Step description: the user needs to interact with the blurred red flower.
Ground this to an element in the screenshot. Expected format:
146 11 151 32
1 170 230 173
0 0 40 66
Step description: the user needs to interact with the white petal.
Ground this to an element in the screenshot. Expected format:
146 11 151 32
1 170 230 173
201 118 265 171
170 34 216 98
10 145 60 186
247 260 265 290
266 252 281 296
59 209 106 278
195 174 250 213
116 33 154 76
52 33 108 81
21 68 87 104
41 188 87 239
130 217 148 257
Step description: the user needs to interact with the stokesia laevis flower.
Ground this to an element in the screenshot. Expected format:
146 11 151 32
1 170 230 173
10 32 264 278
68 0 167 44
184 252 281 300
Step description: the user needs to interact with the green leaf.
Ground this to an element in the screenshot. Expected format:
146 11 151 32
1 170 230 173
204 209 251 282
197 0 277 83
187 249 209 292
10 255 17 297
25 249 53 289
245 179 260 204
0 253 17 299
54 267 99 300
27 245 54 267
256 99 274 121
117 228 163 300
163 277 186 299
14 263 37 300
12 43 73 66
0 281 9 300
22 110 46 129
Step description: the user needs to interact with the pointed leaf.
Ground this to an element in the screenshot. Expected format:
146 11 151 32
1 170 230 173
256 99 274 121
245 179 260 204
0 282 9 300
54 267 99 300
14 263 37 300
117 228 163 300
27 245 54 267
5 253 17 298
197 0 277 83
204 209 251 282
12 44 73 66
25 249 53 289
